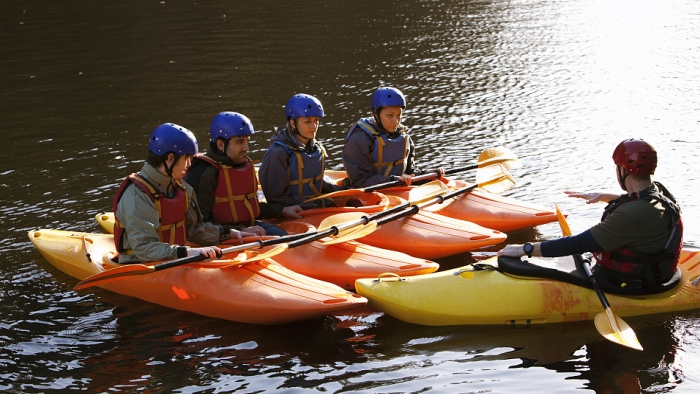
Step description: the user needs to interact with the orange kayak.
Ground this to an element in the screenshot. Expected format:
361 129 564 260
290 192 507 260
29 229 367 325
324 170 558 233
95 213 439 290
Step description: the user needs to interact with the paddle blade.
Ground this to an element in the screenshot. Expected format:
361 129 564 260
321 221 379 245
555 203 572 237
594 310 643 350
318 212 367 235
477 147 521 170
74 264 155 291
407 180 450 203
240 244 289 262
476 164 516 194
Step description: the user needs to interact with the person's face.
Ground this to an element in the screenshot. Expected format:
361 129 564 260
376 106 403 132
219 136 249 165
169 154 192 181
291 116 320 141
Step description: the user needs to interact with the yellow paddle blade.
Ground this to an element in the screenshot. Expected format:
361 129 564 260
317 212 367 235
240 244 289 262
74 264 155 291
407 180 451 203
555 203 572 237
475 164 516 194
477 147 521 170
594 310 644 350
321 221 379 245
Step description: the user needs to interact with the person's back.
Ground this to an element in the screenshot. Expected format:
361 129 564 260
498 138 683 294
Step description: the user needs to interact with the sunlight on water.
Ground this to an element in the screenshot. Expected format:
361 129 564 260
1 0 699 392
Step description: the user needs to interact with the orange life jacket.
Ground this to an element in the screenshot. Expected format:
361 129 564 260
113 173 189 252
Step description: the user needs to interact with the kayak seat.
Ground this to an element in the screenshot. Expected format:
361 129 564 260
497 256 682 296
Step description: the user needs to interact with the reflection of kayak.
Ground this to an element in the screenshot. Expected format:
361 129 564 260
95 213 439 290
355 247 700 326
29 229 367 325
324 170 558 233
289 192 507 260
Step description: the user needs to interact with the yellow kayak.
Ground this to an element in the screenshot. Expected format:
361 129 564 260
29 229 367 325
355 247 700 326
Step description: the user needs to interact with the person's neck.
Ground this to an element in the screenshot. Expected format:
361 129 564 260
625 179 652 195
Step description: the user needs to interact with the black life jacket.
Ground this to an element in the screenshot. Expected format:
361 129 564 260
593 182 683 289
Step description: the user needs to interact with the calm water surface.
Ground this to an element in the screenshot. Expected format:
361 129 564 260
1 0 699 392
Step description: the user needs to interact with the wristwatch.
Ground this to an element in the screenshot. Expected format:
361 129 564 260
523 243 534 258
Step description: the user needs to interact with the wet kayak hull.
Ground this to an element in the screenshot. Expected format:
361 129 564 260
95 213 440 290
29 229 367 325
355 248 700 326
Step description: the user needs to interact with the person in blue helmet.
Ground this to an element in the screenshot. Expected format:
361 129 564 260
185 111 303 236
113 123 253 264
342 87 445 188
259 94 342 210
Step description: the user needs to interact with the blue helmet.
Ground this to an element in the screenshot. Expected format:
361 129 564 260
371 87 406 111
148 123 198 156
285 94 325 120
210 111 255 142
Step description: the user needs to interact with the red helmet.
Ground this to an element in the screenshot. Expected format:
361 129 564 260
612 138 657 175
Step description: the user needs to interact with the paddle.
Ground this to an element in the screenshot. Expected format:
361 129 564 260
320 169 515 245
73 241 296 290
555 204 643 350
73 179 457 290
306 146 520 202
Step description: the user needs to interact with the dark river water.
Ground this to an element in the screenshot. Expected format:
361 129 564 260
2 0 699 392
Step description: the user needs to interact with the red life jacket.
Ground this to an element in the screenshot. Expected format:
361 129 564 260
113 173 189 252
594 182 683 288
192 154 260 226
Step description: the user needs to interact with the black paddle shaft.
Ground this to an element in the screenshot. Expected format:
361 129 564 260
577 254 613 309
374 183 480 226
362 164 477 192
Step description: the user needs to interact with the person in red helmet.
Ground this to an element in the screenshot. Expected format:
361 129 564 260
498 138 683 294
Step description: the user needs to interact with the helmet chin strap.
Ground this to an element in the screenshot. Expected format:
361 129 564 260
617 166 629 192
164 154 179 194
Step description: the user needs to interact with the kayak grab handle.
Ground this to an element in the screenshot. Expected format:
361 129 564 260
374 272 405 283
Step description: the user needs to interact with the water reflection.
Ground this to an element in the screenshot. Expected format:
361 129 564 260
2 0 700 391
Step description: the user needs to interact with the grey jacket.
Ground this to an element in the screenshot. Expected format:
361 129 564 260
115 163 224 263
